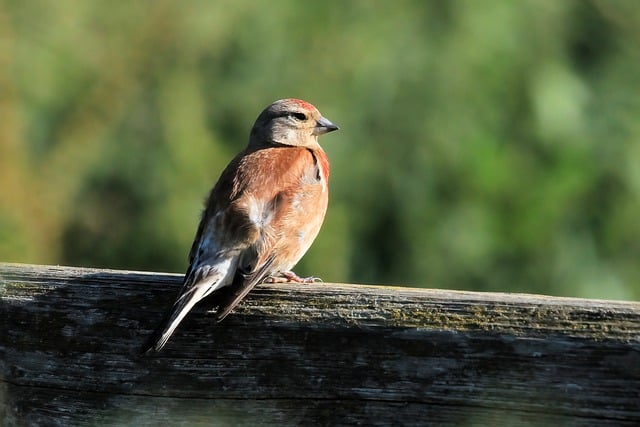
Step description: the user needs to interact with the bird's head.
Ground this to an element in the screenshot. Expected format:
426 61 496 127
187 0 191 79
249 98 339 148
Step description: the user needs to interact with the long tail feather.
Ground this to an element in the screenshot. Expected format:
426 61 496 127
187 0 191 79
144 264 230 353
143 286 206 353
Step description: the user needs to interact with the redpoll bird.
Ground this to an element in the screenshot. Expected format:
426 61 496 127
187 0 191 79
146 98 339 352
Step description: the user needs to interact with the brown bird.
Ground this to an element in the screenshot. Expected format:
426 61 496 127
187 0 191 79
146 98 339 352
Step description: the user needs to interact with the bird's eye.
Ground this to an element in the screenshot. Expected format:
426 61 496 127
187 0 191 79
290 112 307 121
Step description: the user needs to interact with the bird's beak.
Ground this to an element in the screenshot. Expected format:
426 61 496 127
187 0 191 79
313 116 340 136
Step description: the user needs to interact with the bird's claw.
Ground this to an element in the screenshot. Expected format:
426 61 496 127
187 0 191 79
263 271 322 284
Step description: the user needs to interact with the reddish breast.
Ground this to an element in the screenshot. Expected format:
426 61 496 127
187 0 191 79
315 148 330 182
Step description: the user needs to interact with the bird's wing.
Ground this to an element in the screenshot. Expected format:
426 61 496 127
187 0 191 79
146 146 326 352
212 252 277 322
145 154 260 353
212 146 328 322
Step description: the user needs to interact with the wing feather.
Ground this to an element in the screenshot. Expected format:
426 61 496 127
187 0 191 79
145 145 327 352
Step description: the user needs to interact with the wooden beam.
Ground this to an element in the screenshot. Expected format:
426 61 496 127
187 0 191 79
1 263 639 425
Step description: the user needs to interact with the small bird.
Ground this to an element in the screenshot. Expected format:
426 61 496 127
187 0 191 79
145 98 339 352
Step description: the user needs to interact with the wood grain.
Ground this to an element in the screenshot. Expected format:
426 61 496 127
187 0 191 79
1 263 639 426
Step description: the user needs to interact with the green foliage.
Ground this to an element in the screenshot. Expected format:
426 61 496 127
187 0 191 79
1 0 639 299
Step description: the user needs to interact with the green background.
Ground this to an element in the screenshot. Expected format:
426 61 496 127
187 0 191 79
2 0 639 300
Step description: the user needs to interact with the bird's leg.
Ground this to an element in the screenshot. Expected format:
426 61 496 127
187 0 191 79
263 271 322 284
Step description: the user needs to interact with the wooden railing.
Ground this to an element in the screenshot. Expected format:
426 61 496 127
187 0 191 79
1 263 639 425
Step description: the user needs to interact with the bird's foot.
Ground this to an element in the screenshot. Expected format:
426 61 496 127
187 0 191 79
264 271 322 284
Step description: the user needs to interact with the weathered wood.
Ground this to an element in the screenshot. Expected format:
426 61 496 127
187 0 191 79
1 263 639 426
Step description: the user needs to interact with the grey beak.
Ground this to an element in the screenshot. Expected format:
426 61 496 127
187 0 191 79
313 116 340 136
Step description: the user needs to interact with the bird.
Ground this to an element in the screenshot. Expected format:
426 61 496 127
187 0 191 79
145 98 339 352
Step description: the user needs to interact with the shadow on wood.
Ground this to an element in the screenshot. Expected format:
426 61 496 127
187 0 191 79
1 263 640 426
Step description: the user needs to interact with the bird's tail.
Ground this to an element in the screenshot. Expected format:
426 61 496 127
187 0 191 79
143 282 212 354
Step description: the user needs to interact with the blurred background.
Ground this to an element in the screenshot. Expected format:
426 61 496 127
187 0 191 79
1 0 639 300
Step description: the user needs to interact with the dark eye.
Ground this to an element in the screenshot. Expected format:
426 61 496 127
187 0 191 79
290 112 307 121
